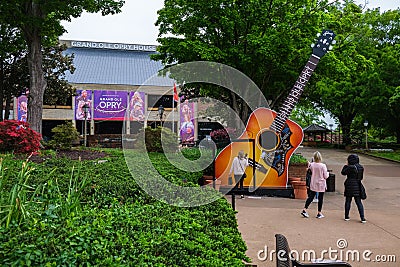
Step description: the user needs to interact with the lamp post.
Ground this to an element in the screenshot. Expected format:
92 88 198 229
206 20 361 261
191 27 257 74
329 124 333 144
83 103 89 147
158 105 165 127
363 120 368 150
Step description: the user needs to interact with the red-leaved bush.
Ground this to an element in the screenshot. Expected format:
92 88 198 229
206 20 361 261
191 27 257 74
0 120 42 154
210 127 237 142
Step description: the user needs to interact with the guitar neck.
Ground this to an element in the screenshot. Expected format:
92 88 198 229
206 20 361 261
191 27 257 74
271 54 320 133
248 158 268 174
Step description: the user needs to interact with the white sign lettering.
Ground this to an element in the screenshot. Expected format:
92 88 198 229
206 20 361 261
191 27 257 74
99 101 122 109
71 41 157 52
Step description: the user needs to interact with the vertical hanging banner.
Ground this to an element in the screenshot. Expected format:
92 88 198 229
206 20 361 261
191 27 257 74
129 91 145 121
179 99 195 144
17 95 28 122
75 90 92 120
94 90 128 120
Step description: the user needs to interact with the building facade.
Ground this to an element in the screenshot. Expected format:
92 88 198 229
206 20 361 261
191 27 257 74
14 40 224 143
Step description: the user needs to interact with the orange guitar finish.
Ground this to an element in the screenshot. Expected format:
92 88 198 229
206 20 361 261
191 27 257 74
215 107 303 188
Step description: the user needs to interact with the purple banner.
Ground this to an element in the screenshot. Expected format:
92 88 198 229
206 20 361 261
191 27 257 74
75 90 92 120
17 95 28 122
180 99 195 144
129 91 145 121
94 90 128 120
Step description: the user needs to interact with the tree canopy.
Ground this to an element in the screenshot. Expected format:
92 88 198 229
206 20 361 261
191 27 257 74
0 0 124 133
155 0 400 144
306 4 400 144
0 24 75 121
154 0 335 126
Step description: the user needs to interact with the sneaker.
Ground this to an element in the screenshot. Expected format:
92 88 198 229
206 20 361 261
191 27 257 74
301 210 309 218
240 195 245 199
361 218 367 223
316 213 325 219
312 199 319 203
344 218 350 221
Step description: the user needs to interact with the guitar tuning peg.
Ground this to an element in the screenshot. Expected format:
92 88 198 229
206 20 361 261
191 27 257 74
311 43 315 48
332 40 337 45
329 45 333 50
317 33 321 37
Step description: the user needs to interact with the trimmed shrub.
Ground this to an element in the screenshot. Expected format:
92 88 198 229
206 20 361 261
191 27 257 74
0 120 41 154
134 126 178 152
48 121 80 150
0 149 250 266
289 153 308 164
0 200 248 266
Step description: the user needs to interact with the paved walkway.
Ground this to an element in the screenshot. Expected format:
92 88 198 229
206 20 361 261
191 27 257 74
234 146 400 267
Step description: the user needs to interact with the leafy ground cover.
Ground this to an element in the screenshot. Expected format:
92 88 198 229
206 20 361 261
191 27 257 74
0 149 250 266
365 150 400 162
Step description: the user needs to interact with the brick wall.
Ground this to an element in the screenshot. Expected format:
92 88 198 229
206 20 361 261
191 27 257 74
288 163 308 180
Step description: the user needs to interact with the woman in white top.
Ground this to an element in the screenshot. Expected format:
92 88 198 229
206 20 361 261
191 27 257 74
229 150 249 190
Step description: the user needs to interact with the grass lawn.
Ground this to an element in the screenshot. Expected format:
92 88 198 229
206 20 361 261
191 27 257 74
366 150 400 162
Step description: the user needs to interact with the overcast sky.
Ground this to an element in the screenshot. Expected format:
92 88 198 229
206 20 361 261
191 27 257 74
61 0 400 45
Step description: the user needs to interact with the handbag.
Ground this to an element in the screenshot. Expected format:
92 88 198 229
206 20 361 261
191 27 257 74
354 165 367 200
359 182 367 200
305 169 312 188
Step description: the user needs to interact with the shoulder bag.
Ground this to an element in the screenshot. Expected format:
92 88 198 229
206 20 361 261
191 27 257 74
354 166 367 200
238 157 247 178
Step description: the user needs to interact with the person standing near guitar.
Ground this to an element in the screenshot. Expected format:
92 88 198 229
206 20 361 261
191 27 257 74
301 151 329 219
229 150 249 196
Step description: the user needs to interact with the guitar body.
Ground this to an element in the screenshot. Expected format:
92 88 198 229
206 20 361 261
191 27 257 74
215 107 303 188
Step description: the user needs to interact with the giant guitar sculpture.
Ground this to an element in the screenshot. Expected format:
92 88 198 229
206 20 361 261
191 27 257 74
215 30 336 189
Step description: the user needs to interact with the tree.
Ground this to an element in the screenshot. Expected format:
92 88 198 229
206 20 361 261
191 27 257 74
305 2 382 145
388 87 400 142
307 4 400 144
0 25 28 120
362 10 400 143
42 43 76 106
289 103 327 129
0 0 124 133
0 25 76 120
154 0 333 128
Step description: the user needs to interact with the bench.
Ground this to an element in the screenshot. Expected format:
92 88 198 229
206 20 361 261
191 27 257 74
275 234 352 267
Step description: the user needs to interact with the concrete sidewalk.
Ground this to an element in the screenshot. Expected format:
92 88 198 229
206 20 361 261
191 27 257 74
234 147 400 267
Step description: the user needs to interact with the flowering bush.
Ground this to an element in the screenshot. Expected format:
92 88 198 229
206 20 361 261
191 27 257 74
210 127 236 142
0 120 42 154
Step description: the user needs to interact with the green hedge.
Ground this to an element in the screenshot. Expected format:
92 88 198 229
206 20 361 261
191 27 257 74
0 201 248 266
0 149 249 266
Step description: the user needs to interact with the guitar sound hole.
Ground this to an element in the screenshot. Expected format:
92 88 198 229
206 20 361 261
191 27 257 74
258 130 279 151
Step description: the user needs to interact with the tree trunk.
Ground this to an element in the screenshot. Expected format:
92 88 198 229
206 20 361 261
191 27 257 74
26 35 46 134
230 91 241 130
4 96 12 121
22 2 46 134
341 123 352 145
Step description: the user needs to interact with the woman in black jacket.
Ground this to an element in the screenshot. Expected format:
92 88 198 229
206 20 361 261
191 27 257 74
341 154 366 223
